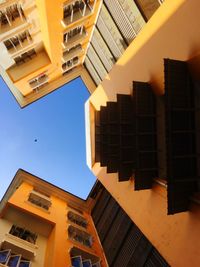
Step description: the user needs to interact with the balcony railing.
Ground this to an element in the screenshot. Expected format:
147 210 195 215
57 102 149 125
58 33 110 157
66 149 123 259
63 25 87 50
13 48 36 65
1 232 37 260
28 189 51 209
9 225 37 245
68 225 93 248
67 211 88 228
3 29 32 54
63 43 83 62
63 0 95 26
29 73 49 92
62 56 79 73
0 3 26 34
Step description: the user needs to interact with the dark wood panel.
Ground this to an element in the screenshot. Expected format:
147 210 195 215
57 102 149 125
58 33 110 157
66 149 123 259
164 58 199 214
92 187 170 266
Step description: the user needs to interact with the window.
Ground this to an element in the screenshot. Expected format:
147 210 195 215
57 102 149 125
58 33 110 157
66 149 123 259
97 4 126 59
84 56 102 86
91 29 115 72
68 225 93 247
118 0 145 34
28 189 51 210
104 0 145 44
9 225 37 244
71 256 82 267
19 260 31 267
0 249 31 267
87 46 107 80
70 247 101 267
7 255 21 267
67 211 88 228
0 249 11 264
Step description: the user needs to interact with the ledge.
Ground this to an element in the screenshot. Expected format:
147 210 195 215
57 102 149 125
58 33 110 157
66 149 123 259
1 233 38 260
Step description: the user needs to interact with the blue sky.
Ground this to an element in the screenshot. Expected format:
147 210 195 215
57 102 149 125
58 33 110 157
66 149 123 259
0 76 96 200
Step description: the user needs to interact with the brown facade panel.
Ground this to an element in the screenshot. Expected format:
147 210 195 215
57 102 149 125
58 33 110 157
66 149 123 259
92 186 170 267
94 81 157 186
133 81 157 190
94 58 200 214
91 188 110 225
134 0 160 20
144 247 170 267
102 209 132 265
95 197 120 243
164 58 199 214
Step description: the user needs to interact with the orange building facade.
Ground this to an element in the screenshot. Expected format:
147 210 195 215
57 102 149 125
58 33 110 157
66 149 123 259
0 169 107 267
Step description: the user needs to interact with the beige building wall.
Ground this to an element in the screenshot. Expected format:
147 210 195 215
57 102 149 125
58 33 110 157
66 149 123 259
0 206 50 267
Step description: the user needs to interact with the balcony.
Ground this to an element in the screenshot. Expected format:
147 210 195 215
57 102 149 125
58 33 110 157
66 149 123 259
68 225 93 248
28 190 51 210
62 0 95 27
67 211 88 228
62 44 83 63
28 73 49 92
63 25 87 50
7 49 50 82
62 56 79 74
1 232 37 260
3 29 33 55
0 3 26 35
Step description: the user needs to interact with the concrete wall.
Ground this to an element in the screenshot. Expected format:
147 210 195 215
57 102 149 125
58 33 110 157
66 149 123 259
88 0 200 266
0 212 48 267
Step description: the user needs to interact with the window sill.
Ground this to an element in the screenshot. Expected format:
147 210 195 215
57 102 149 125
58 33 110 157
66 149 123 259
68 237 93 249
4 234 38 250
1 234 38 260
66 220 88 230
25 200 51 214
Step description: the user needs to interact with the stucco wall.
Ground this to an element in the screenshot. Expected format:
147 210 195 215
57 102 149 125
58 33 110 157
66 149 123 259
4 177 107 267
88 0 200 266
0 213 48 267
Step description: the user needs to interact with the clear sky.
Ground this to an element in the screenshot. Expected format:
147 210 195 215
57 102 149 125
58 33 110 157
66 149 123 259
0 76 96 200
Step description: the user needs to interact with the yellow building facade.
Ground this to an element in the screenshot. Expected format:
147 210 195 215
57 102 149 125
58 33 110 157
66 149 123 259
0 0 102 107
0 0 164 107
